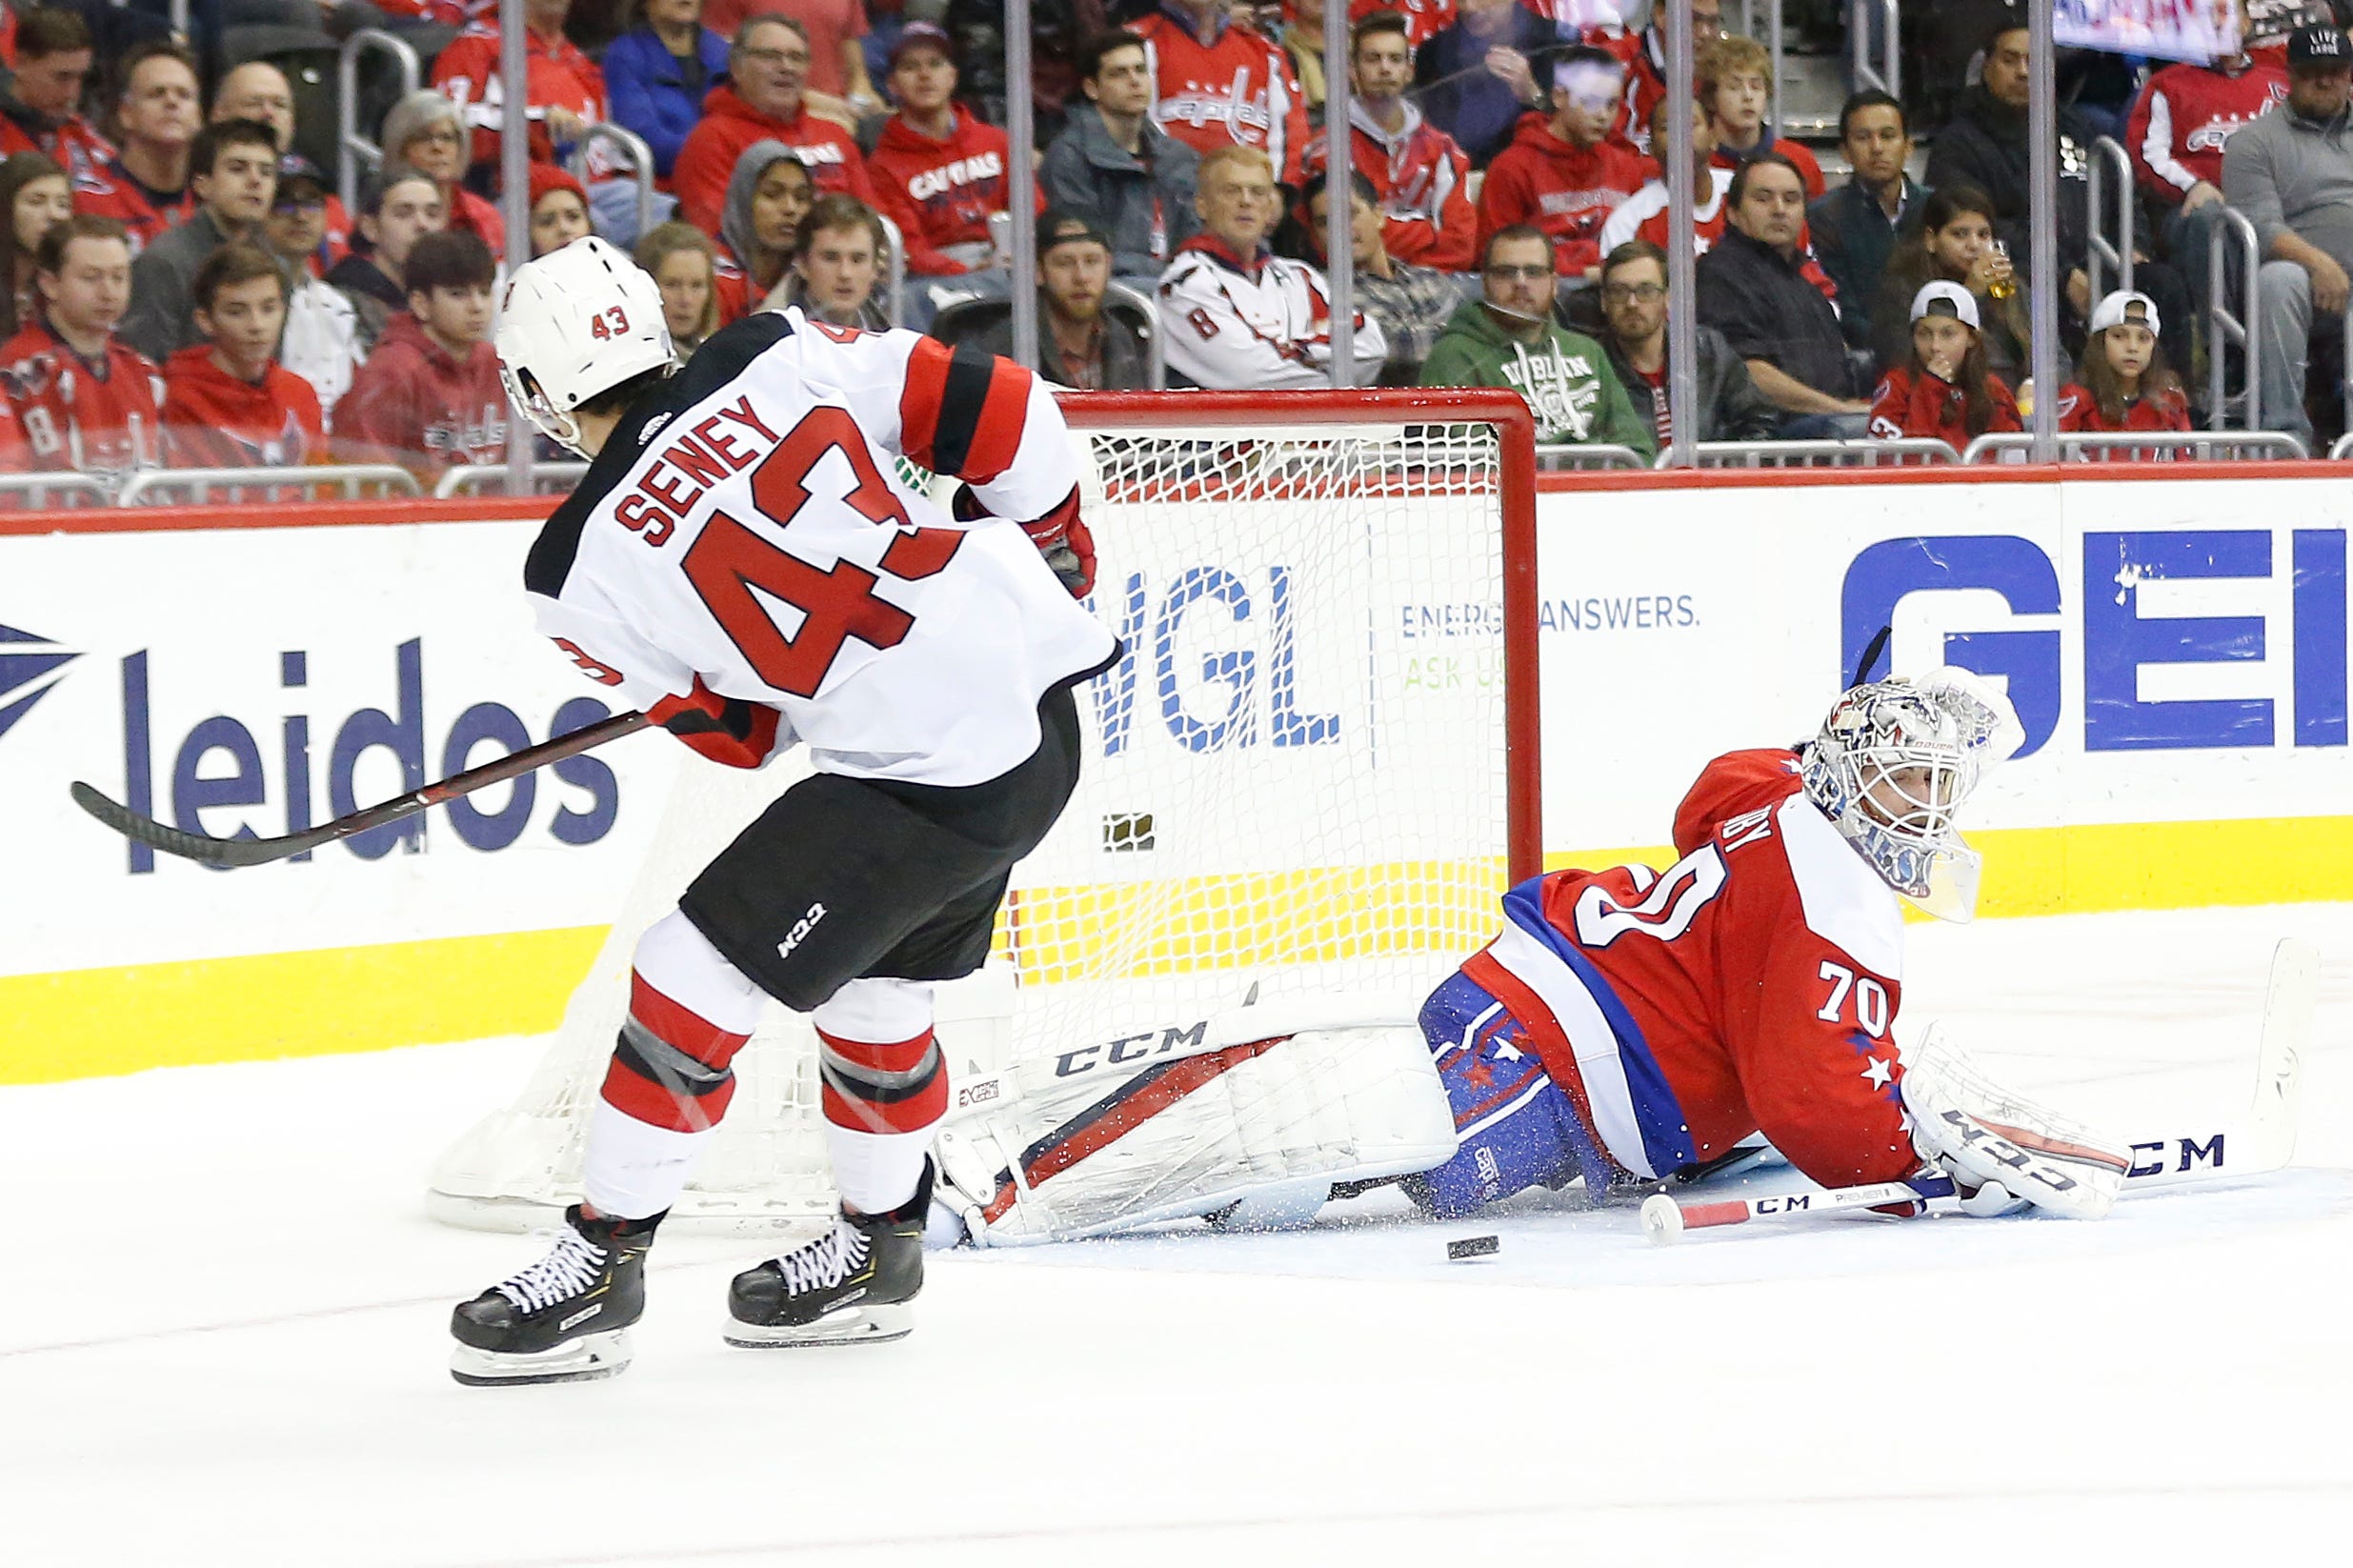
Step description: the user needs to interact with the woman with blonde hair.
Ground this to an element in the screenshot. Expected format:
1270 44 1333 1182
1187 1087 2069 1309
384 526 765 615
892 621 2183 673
634 220 721 358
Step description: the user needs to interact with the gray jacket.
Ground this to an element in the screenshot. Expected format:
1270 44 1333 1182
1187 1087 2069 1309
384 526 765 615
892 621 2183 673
1600 323 1780 445
1039 103 1200 278
2222 101 2353 270
124 208 258 364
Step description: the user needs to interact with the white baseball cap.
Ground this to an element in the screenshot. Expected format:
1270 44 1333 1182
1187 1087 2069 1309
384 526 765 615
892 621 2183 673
1910 280 1981 331
2089 289 2162 337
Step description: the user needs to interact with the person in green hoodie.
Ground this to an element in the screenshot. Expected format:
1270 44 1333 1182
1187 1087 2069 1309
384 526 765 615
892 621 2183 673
1420 224 1659 458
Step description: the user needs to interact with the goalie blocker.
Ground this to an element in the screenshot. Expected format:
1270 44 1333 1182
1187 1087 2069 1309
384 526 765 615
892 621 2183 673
935 668 2142 1245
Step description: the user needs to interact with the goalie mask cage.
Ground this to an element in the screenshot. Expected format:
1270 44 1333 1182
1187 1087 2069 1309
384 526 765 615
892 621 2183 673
428 389 1540 1232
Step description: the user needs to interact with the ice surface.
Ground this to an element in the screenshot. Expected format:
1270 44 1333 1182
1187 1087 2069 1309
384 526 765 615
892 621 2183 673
5 904 2349 1565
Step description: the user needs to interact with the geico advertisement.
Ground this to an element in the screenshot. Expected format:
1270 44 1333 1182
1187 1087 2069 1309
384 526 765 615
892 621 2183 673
0 521 684 975
1531 475 2351 848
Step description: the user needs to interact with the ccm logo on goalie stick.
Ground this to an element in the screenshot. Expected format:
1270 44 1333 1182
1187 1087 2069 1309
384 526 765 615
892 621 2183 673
2127 1133 2225 1179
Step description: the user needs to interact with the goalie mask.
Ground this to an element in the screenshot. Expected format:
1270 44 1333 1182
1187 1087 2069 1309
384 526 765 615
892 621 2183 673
494 235 674 456
1800 666 2024 922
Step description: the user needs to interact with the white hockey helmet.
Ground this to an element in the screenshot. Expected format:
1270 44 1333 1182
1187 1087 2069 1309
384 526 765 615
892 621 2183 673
1800 666 2025 922
495 235 673 456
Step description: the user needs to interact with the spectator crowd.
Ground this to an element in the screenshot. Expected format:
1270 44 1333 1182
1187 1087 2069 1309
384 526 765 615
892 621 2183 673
0 0 2346 493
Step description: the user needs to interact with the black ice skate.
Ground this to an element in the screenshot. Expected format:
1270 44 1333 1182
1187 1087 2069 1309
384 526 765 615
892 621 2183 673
725 1170 929 1348
449 1206 662 1386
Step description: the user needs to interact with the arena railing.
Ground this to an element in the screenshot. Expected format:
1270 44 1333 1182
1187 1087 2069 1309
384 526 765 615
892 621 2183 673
1850 0 1900 102
114 465 423 505
2086 136 2136 301
1673 439 1961 468
2332 432 2353 459
0 472 111 507
2207 203 2262 432
879 212 908 328
1536 443 1648 472
436 462 590 497
1102 280 1167 391
572 123 658 244
1961 430 2308 463
338 30 423 218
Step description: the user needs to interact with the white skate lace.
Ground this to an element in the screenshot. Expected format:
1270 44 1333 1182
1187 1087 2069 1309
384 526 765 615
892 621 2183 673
493 1227 609 1313
778 1222 869 1297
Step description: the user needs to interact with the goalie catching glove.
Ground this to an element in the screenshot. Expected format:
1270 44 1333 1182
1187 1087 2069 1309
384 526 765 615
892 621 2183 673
955 483 1096 597
1901 1025 2130 1218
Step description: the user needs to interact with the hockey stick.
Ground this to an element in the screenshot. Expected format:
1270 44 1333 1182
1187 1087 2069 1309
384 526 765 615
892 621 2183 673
70 709 654 869
1639 938 2319 1244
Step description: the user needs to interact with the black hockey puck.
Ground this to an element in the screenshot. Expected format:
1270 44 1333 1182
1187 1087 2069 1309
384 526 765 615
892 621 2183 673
1447 1235 1500 1260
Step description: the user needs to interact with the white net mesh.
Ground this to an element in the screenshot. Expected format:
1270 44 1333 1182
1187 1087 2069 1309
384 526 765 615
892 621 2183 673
428 406 1525 1232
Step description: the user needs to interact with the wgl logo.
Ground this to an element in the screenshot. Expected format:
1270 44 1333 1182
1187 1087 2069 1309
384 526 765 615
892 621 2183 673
1089 565 1339 754
0 623 79 742
1840 530 2348 756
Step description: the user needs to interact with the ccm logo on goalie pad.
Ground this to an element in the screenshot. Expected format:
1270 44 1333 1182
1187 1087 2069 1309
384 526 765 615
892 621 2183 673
1053 1020 1211 1078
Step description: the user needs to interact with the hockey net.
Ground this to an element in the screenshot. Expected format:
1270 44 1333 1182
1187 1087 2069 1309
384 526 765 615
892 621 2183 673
428 390 1540 1232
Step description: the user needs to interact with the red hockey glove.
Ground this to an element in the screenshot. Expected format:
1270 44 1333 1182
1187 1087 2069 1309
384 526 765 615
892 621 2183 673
955 483 1096 597
647 677 781 769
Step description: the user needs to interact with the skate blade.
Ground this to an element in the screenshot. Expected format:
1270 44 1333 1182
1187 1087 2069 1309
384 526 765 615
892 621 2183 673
722 1301 912 1349
450 1329 633 1387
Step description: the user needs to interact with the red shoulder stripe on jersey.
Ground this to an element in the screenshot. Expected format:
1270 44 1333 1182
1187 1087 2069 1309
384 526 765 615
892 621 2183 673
944 349 1033 483
897 333 954 471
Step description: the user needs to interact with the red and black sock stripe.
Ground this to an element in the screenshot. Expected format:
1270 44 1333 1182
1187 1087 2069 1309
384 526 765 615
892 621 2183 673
597 973 754 1134
898 336 1032 483
816 1027 947 1136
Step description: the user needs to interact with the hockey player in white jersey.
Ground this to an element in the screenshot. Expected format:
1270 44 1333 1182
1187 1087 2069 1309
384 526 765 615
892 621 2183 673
448 237 1114 1386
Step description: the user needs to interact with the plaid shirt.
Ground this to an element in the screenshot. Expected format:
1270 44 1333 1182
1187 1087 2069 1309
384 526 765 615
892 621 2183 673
1354 258 1464 379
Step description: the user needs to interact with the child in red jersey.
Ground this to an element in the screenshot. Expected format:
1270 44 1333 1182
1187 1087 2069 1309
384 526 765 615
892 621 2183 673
160 242 326 488
334 229 508 479
2057 290 2192 440
1867 280 2021 452
0 212 161 485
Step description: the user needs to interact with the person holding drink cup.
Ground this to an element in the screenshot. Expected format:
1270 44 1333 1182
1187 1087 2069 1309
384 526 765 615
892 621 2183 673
1871 185 2031 387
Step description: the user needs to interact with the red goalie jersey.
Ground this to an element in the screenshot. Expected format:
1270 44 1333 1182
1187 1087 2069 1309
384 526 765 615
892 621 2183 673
1460 748 1921 1191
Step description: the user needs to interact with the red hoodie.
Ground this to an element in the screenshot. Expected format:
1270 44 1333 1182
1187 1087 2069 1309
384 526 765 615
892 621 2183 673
866 106 1008 275
1476 112 1652 277
333 312 507 478
1867 365 2021 452
160 345 327 488
674 86 876 237
1302 99 1476 271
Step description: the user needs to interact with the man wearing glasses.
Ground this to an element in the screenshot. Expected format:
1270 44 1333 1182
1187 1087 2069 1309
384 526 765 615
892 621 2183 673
675 14 878 236
1596 238 1778 449
1421 224 1656 456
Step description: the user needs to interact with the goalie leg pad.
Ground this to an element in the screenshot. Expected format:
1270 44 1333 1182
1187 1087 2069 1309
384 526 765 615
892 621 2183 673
1405 972 1604 1218
933 995 1458 1245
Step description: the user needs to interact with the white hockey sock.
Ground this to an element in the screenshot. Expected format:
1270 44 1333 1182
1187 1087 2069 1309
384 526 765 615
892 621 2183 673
814 978 944 1215
580 910 768 1221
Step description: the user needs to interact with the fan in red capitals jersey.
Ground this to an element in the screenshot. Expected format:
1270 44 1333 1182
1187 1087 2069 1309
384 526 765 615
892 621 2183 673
448 237 1112 1387
931 667 2129 1249
1134 0 1311 187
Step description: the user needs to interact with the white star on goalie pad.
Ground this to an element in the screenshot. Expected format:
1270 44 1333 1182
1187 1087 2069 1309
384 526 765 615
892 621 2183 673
1494 1039 1525 1063
1861 1056 1894 1090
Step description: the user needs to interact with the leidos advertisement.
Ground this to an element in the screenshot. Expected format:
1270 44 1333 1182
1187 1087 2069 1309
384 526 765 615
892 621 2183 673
0 520 685 980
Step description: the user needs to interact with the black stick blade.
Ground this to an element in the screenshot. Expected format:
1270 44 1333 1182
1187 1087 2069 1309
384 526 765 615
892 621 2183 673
69 781 326 868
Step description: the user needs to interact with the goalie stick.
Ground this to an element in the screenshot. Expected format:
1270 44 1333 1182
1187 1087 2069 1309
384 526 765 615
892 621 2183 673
1639 938 2318 1244
70 709 653 869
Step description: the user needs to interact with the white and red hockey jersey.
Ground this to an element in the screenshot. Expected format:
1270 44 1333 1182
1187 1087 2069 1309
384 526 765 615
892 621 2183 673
1132 7 1310 187
525 312 1115 788
1302 100 1476 272
1458 748 1921 1190
1597 166 1732 257
1156 233 1388 390
2125 57 2287 206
